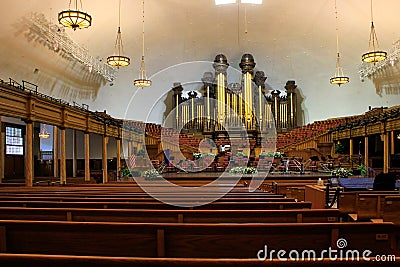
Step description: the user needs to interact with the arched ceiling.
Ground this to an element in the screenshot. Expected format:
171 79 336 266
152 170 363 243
1 0 400 124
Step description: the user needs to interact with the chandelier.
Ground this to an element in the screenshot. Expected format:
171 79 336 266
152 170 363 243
330 0 349 86
107 0 130 68
133 0 152 88
58 0 92 31
361 0 387 63
39 124 51 139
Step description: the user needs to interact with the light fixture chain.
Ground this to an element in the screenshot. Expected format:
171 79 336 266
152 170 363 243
142 0 146 58
335 0 339 55
370 0 374 23
118 0 121 28
330 0 349 85
237 2 240 47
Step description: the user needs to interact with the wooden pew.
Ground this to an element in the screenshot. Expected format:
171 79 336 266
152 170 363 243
383 196 400 225
0 196 297 203
338 191 400 221
339 191 400 214
0 254 398 267
0 220 395 258
0 200 313 210
0 207 340 223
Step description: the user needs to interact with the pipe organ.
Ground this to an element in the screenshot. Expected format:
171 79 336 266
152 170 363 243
170 54 299 136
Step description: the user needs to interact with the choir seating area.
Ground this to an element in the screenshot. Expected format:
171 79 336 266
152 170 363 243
276 118 353 149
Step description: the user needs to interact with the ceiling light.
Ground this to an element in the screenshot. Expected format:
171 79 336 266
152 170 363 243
134 0 151 88
107 0 130 68
330 0 349 86
39 124 51 139
58 0 92 31
362 0 387 63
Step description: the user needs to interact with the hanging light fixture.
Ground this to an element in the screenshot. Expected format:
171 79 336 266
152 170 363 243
58 0 92 31
361 0 387 63
39 124 51 139
107 0 130 68
330 0 349 86
134 0 152 88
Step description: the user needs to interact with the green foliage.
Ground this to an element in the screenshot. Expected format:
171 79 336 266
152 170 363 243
235 152 249 158
193 153 215 160
335 143 345 154
229 167 258 175
121 169 141 178
121 168 132 177
142 169 161 180
259 152 283 159
356 165 367 177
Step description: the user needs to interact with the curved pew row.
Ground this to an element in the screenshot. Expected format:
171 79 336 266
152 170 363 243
0 221 396 258
0 254 398 267
0 196 297 203
0 200 312 210
0 207 340 223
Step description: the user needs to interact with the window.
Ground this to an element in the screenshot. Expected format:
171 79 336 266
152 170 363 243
6 126 24 155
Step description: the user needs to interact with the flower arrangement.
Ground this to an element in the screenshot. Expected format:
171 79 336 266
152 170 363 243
142 169 161 180
229 166 258 175
259 152 283 159
331 167 353 178
235 152 249 158
193 152 215 159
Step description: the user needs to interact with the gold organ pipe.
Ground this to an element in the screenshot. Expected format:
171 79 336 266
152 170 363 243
233 94 237 125
176 96 179 127
243 72 253 128
227 92 230 122
239 93 243 123
290 95 294 126
191 97 195 122
284 103 287 128
184 105 188 126
217 73 226 128
207 86 210 123
258 85 262 129
274 97 279 128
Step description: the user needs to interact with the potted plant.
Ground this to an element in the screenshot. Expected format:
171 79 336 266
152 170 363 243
121 168 132 178
356 165 367 177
